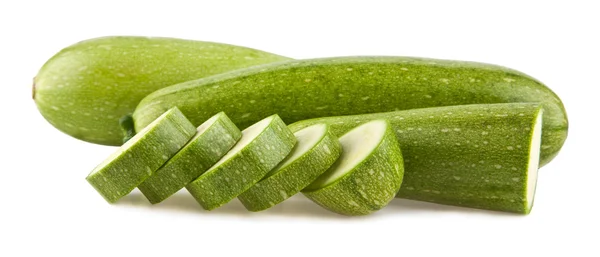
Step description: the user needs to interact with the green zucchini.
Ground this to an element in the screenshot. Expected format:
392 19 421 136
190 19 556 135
86 107 196 203
133 56 567 166
186 114 296 210
238 123 342 212
33 36 290 146
289 103 543 214
137 112 242 204
303 120 404 216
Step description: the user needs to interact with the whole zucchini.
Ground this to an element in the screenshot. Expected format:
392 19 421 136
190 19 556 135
33 36 290 146
133 56 567 166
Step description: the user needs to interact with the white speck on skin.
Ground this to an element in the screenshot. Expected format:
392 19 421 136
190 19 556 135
348 200 359 207
512 167 518 171
453 176 461 180
440 78 450 84
369 169 375 175
503 78 516 83
346 68 353 71
316 106 328 110
512 177 520 182
242 178 247 183
171 173 177 178
304 78 311 82
51 106 60 111
323 144 331 154
483 141 489 144
116 73 125 77
397 130 404 133
249 100 256 104
425 94 432 98
162 155 168 160
146 167 152 174
482 131 489 135
225 177 230 182
361 96 370 100
454 128 461 132
433 190 441 194
406 186 414 190
338 93 344 97
495 164 502 169
400 67 408 71
241 113 251 118
260 159 265 163
243 166 248 170
441 128 449 132
507 146 514 150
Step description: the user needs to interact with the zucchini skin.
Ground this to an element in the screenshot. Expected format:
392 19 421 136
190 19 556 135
33 36 290 146
133 56 567 166
289 103 543 214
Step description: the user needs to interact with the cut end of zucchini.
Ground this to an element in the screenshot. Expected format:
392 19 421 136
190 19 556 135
267 123 327 176
209 115 274 170
526 110 543 212
303 120 404 216
306 120 387 190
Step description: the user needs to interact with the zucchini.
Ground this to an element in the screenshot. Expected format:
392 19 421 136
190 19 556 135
289 103 543 214
186 114 296 210
137 112 242 204
86 107 196 203
133 56 567 166
238 123 342 212
303 120 404 216
33 36 290 146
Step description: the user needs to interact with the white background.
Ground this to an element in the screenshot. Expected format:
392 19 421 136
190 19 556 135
1 1 599 256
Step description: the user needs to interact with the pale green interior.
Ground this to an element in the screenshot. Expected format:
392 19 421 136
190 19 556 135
526 110 543 210
308 120 386 189
206 116 273 171
265 124 326 177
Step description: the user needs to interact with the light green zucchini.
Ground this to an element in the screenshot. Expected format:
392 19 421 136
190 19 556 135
289 103 543 214
33 36 290 146
132 56 567 166
186 114 296 210
238 123 342 212
86 107 196 203
137 112 242 204
303 120 404 216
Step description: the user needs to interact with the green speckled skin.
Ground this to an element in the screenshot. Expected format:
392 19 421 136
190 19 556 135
133 56 567 166
238 124 342 212
289 103 542 213
137 112 242 204
186 115 296 210
303 120 404 216
33 36 290 146
86 108 196 203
